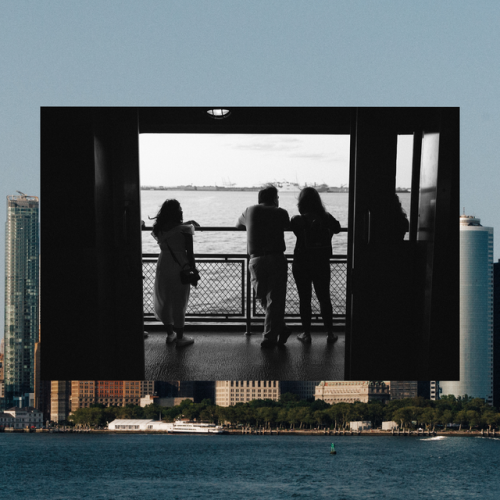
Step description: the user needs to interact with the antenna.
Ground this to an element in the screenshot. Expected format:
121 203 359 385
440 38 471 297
16 191 26 197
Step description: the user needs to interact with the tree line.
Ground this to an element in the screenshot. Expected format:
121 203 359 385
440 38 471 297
67 394 500 431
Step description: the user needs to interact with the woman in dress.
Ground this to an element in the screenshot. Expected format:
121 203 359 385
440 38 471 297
291 187 341 344
151 199 199 347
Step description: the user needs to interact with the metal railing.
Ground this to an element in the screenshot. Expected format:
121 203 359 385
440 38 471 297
142 227 347 331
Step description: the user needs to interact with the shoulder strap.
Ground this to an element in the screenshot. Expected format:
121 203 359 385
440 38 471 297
164 240 184 268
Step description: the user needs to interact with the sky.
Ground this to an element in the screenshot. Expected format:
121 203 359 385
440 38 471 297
139 133 413 189
1 1 500 338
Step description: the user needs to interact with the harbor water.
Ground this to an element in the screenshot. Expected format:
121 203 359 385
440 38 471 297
141 190 411 255
1 433 498 499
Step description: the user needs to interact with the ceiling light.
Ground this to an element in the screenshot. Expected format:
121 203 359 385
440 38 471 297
207 108 231 119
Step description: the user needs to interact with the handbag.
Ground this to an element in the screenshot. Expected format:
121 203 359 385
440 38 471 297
180 267 201 285
165 241 201 286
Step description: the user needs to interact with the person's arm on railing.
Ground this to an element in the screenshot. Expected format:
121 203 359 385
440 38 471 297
235 211 246 230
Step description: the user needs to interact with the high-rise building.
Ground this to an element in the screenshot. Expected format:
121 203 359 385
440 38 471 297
4 194 39 408
493 259 500 409
440 215 494 404
50 381 71 423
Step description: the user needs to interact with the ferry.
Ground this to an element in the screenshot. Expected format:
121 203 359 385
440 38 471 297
108 418 225 434
171 420 225 434
274 180 301 192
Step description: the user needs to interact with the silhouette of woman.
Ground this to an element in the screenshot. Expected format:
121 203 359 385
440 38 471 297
291 187 341 344
151 199 199 347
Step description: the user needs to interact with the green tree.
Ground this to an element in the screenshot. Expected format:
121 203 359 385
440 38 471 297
482 410 500 431
392 407 414 429
420 407 439 430
328 403 350 429
280 393 301 405
466 410 481 430
287 408 301 429
277 408 289 429
456 409 469 430
438 409 454 429
313 409 328 429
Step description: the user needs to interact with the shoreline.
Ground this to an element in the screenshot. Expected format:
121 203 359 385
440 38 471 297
3 428 497 438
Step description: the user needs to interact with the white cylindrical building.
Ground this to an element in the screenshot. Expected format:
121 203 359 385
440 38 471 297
440 215 493 404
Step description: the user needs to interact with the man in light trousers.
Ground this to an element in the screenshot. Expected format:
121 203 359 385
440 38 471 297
236 185 291 347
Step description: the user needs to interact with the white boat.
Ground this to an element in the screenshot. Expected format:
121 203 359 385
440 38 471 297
108 418 224 433
171 420 225 434
274 180 301 192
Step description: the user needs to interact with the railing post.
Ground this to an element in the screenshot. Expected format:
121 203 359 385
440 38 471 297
245 255 252 335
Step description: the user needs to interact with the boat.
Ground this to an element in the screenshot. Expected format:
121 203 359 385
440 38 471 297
171 420 225 434
274 180 301 192
108 418 225 433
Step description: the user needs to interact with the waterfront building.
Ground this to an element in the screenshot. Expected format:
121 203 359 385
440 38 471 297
70 380 156 411
350 421 372 430
314 381 390 404
280 381 321 401
440 215 494 404
494 259 500 409
0 412 14 428
3 194 39 409
70 380 96 410
3 406 43 428
215 381 280 407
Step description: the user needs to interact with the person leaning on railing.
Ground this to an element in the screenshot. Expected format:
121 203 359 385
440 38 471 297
291 187 341 345
236 184 292 348
150 199 200 347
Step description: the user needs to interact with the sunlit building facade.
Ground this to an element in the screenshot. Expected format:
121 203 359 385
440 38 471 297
215 381 280 407
440 215 493 404
4 194 39 408
314 381 390 404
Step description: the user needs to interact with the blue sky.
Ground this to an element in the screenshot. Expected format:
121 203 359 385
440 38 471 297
1 1 499 338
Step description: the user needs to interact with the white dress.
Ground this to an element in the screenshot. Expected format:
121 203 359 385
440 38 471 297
153 224 195 328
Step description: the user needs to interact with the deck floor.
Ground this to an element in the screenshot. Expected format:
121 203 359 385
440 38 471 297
144 329 345 381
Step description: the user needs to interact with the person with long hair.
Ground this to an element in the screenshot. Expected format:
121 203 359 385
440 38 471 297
291 187 341 344
150 199 199 347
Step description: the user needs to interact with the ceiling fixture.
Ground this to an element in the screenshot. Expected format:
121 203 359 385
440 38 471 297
207 108 231 119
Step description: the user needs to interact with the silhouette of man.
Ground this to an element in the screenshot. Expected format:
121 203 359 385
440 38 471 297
236 185 291 347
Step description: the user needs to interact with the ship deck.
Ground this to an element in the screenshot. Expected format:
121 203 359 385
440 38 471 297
143 326 345 381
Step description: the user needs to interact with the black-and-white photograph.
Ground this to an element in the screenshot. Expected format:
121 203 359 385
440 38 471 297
41 107 459 382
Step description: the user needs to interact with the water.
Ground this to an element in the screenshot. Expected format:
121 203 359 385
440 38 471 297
141 190 411 255
1 434 498 499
